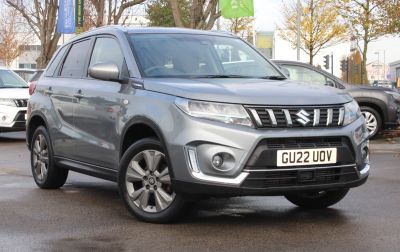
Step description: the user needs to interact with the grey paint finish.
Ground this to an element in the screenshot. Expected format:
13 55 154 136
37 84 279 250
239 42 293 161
28 26 369 196
143 78 352 105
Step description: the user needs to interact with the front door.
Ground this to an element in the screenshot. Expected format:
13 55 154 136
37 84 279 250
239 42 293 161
72 36 127 169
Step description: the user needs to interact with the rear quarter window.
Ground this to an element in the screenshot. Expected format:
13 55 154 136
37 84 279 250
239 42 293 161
45 46 68 77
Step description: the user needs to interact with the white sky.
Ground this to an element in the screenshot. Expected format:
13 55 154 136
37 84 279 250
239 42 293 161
252 0 400 76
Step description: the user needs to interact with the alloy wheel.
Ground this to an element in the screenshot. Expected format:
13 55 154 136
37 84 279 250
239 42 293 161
362 111 378 136
32 134 49 181
125 150 175 213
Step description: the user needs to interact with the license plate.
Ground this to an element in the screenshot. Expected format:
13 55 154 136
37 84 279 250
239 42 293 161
277 148 337 167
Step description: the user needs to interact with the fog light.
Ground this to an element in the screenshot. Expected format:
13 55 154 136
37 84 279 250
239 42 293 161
1 116 6 121
212 155 223 168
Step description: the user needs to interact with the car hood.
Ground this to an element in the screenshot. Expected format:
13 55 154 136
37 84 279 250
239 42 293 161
144 78 352 105
0 88 30 99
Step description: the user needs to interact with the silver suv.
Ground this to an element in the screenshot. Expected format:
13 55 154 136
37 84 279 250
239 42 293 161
27 27 370 223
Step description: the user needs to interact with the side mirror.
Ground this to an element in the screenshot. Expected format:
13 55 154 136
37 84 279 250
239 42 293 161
88 62 121 82
326 80 336 87
280 67 290 78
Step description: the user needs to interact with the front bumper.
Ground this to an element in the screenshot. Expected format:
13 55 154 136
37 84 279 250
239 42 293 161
0 105 27 132
165 109 369 196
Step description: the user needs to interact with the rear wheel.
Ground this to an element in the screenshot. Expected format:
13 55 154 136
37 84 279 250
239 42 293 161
285 188 349 209
30 126 68 189
361 106 381 138
118 138 186 223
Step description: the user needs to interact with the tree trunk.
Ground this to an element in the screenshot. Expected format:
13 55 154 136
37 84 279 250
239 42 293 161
362 40 369 84
167 0 184 27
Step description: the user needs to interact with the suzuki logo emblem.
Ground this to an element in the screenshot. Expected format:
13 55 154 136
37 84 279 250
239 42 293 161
296 109 311 126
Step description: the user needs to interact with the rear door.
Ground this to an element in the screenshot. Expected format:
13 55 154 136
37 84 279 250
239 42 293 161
71 36 127 169
49 39 92 158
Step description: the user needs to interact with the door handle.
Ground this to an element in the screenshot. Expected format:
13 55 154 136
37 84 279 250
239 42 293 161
44 87 53 95
74 90 85 99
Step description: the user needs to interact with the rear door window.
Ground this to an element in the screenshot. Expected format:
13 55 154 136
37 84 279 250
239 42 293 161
60 39 91 78
45 46 68 77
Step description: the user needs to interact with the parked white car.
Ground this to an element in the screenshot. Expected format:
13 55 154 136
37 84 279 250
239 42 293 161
0 67 29 133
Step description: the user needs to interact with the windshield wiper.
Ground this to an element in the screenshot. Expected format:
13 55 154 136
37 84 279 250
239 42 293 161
191 74 252 78
259 76 287 80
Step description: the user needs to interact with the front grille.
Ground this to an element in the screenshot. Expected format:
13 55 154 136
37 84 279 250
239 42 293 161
13 99 28 107
246 105 344 128
241 166 358 189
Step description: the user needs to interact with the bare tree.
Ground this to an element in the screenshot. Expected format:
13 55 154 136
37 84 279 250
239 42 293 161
167 0 221 29
0 9 32 67
90 0 146 26
5 0 60 69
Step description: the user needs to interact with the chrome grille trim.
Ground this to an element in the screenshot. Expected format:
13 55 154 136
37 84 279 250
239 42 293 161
249 108 263 127
266 109 277 127
327 108 333 126
13 99 28 107
282 109 293 127
313 109 320 126
245 105 345 128
243 164 357 172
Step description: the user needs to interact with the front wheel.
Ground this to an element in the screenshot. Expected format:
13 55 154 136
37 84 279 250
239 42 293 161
118 138 186 223
285 188 349 209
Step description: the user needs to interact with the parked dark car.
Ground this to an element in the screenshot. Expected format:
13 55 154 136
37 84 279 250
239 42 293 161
273 60 400 138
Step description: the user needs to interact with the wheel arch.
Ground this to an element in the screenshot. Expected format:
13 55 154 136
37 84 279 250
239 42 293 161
355 98 386 127
119 116 175 177
26 112 49 150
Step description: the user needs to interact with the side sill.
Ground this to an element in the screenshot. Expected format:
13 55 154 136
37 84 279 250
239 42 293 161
54 156 118 182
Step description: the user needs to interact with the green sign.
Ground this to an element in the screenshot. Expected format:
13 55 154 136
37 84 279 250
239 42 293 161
219 0 254 18
75 0 84 33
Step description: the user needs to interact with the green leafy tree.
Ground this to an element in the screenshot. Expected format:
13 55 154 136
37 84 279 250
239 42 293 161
336 0 390 83
280 0 347 65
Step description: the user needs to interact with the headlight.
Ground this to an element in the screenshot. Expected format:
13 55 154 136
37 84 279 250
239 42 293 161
0 99 16 107
343 100 362 126
175 98 253 127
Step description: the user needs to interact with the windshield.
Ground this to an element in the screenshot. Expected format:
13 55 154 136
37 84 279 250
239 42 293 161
0 70 28 88
129 33 283 79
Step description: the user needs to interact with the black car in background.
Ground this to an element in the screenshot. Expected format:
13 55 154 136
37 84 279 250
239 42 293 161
273 60 400 138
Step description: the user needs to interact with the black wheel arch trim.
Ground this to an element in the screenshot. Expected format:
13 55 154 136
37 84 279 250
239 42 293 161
26 111 51 150
120 116 175 178
354 97 387 122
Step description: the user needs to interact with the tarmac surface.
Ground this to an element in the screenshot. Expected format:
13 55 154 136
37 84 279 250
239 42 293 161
0 132 399 251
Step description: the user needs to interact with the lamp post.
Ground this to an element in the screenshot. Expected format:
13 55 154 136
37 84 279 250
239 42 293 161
374 50 386 80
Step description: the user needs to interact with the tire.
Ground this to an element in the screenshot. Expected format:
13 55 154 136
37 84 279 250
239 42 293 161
361 106 381 139
285 188 349 209
118 138 186 223
30 126 68 189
